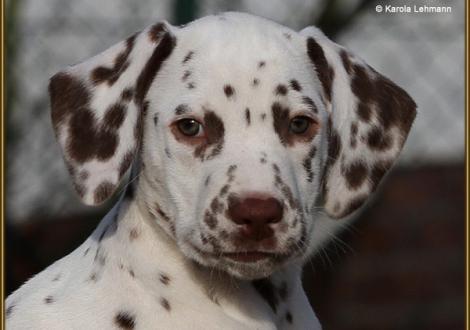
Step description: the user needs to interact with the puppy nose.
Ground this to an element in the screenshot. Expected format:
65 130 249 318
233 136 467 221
227 195 283 241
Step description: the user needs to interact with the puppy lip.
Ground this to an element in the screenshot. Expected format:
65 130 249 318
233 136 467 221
222 251 276 263
188 242 291 263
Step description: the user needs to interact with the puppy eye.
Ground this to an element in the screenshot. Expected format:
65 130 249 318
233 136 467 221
176 118 203 137
289 116 313 134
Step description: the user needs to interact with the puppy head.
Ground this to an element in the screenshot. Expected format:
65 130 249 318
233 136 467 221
50 13 416 279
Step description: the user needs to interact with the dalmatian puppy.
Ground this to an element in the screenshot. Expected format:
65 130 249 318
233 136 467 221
6 12 416 330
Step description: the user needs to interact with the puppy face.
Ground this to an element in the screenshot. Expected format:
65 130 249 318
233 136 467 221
49 13 416 280
139 18 325 279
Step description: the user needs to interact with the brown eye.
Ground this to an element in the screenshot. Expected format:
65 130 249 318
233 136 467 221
289 116 312 134
177 118 203 137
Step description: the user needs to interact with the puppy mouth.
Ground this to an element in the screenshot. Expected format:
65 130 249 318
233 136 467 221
189 243 292 263
221 251 276 263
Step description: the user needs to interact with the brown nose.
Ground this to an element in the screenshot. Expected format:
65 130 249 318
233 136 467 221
227 195 283 241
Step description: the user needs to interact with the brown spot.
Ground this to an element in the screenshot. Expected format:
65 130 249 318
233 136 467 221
67 107 119 163
302 145 317 182
302 96 318 113
121 88 134 101
129 269 135 277
272 102 290 146
50 73 122 164
252 279 278 313
149 22 166 42
135 31 176 106
182 51 194 64
351 63 415 136
159 273 170 285
194 111 225 160
104 103 126 130
219 184 230 197
44 296 54 304
283 32 292 40
323 118 342 185
272 166 298 211
357 102 372 122
351 64 374 105
94 181 116 204
306 37 334 102
153 113 159 126
175 104 190 115
210 198 223 214
350 122 358 148
374 75 417 132
115 312 135 329
273 163 280 174
258 61 266 68
367 127 392 150
187 82 195 89
119 151 135 177
340 49 353 75
49 73 89 129
260 113 266 120
94 249 106 266
129 228 139 241
6 304 15 318
155 203 171 222
290 79 301 91
134 100 148 150
204 175 211 186
343 161 368 189
160 298 171 311
223 85 235 98
88 272 98 282
165 147 171 158
245 108 251 125
52 273 61 282
182 70 191 81
275 84 288 96
91 34 136 86
204 211 217 229
227 164 237 181
252 78 260 86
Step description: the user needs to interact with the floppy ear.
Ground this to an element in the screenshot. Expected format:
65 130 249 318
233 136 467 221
49 22 177 205
300 27 417 219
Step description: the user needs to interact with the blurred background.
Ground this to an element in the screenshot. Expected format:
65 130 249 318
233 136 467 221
4 0 466 329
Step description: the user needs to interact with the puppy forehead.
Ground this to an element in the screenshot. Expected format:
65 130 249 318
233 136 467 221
152 15 321 120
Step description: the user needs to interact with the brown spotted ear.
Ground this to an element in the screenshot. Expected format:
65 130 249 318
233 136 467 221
300 27 416 219
49 22 177 205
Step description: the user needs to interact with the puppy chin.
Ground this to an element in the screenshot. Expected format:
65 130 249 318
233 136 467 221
193 251 286 280
219 259 280 280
